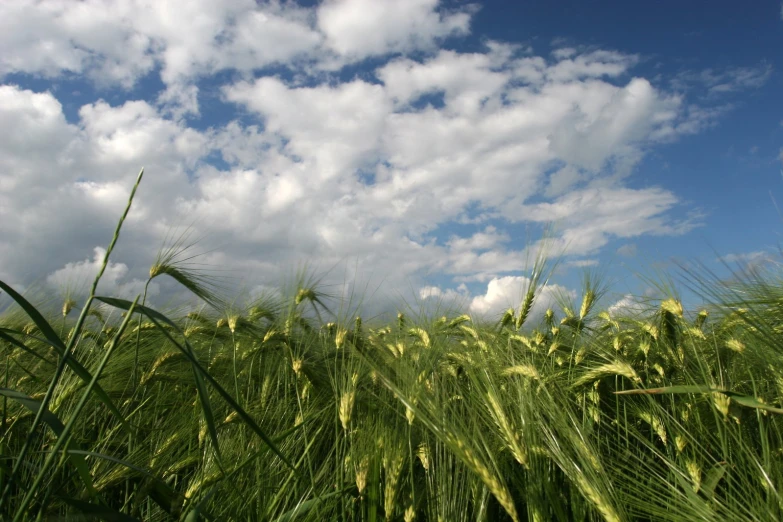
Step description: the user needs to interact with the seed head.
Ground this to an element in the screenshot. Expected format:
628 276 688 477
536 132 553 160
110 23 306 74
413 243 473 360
62 298 76 318
339 390 356 431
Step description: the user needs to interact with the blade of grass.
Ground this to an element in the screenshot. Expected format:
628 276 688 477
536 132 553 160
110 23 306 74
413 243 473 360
0 281 65 353
272 486 355 522
615 386 783 414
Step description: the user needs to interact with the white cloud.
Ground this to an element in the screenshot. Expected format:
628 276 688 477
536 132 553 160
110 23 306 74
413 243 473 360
46 247 159 299
79 100 206 167
544 165 584 197
446 227 509 252
0 0 475 100
419 285 443 299
671 63 772 96
720 251 768 263
0 0 322 115
0 84 209 295
224 77 391 179
377 46 511 112
719 251 775 272
516 187 699 256
607 294 648 318
0 0 156 87
546 78 677 171
6 1 295 88
0 85 76 194
316 0 473 61
0 5 742 314
544 50 639 82
707 65 772 94
551 47 577 60
468 276 574 321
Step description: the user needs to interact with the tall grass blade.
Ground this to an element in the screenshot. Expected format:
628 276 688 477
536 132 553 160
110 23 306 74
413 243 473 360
615 386 783 414
0 281 66 352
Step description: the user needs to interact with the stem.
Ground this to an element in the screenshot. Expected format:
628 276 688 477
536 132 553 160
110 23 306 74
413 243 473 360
132 279 151 393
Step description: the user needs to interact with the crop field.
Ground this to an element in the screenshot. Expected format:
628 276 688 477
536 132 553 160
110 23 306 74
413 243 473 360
1 172 782 521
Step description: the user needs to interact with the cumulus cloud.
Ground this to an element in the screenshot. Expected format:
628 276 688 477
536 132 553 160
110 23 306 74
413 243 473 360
418 284 468 303
317 0 473 61
0 1 758 314
467 276 574 321
0 1 321 86
607 294 649 318
224 77 391 179
0 0 156 86
46 247 159 299
516 187 700 256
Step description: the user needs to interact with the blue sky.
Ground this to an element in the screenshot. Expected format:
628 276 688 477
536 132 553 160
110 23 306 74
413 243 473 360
0 0 781 321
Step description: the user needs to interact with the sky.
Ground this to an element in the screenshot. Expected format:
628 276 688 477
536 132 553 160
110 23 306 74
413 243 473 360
0 0 781 322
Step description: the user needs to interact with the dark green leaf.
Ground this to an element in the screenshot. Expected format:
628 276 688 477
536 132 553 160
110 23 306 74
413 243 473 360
0 328 55 365
0 280 65 352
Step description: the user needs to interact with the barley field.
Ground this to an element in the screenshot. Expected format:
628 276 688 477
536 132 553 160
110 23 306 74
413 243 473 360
1 171 782 521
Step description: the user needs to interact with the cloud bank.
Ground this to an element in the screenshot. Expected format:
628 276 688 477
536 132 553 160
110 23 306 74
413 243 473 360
0 0 768 318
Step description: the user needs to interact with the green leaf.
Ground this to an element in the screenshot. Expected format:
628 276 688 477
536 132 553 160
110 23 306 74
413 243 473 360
193 364 222 468
701 461 728 499
614 385 714 395
0 327 64 353
0 280 65 352
0 388 97 497
615 385 783 414
722 391 783 415
0 328 55 365
271 487 355 522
